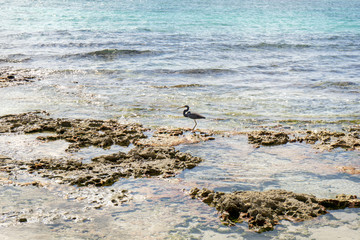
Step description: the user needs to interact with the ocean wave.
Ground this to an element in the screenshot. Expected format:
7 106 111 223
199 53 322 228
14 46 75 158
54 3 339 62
63 49 155 60
250 42 312 49
50 69 126 75
154 68 236 75
221 42 312 50
0 58 31 63
311 81 359 89
0 54 31 63
290 67 316 72
33 42 115 48
314 34 360 42
239 41 359 51
152 84 206 89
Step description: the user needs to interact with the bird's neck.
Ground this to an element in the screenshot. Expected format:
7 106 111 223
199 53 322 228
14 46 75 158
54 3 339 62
183 109 189 117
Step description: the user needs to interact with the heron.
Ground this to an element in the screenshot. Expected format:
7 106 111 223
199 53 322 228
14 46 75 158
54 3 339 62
179 105 205 130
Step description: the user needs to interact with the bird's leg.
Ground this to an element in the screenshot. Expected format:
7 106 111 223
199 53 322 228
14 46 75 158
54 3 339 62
192 119 197 130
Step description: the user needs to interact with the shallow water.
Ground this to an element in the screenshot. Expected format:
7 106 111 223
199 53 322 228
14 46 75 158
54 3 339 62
0 133 359 239
1 0 360 239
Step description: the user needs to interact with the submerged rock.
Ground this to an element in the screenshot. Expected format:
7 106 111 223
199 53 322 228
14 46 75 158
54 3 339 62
189 187 360 232
0 67 39 88
337 166 360 175
64 187 132 208
1 207 92 226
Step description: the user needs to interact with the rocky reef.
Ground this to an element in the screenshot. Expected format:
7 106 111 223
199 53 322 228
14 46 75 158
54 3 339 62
14 146 201 186
1 111 359 231
190 187 360 232
248 127 360 151
0 111 147 152
0 112 203 187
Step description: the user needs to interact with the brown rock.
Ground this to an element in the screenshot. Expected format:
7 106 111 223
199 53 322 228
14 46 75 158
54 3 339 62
22 146 202 187
337 166 360 175
136 127 215 147
246 128 360 151
248 131 289 146
190 188 359 232
0 112 148 152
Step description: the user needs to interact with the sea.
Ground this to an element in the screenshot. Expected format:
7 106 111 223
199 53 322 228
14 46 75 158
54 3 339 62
0 0 359 239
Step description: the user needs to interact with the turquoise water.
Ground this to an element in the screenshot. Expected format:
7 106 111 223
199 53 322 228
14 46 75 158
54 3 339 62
0 0 360 239
1 0 359 129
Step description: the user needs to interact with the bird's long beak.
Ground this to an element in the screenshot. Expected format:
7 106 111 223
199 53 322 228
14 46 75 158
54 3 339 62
177 105 186 109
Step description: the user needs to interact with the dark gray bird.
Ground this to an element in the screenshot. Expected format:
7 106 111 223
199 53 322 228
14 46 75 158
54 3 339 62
179 105 205 130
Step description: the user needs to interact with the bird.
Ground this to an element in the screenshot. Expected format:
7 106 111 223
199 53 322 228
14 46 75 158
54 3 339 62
178 105 205 130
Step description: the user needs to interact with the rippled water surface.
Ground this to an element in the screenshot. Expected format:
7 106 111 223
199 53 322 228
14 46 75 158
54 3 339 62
1 0 359 239
1 0 359 128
